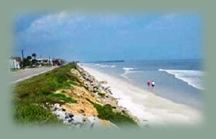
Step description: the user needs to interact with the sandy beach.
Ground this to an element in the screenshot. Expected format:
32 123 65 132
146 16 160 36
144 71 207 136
79 64 203 127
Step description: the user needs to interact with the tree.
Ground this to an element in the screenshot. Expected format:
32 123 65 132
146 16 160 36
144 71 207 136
21 56 32 67
27 56 32 60
32 59 38 67
32 53 37 59
22 58 31 67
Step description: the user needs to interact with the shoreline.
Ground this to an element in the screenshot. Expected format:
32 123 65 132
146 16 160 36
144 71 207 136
78 63 203 126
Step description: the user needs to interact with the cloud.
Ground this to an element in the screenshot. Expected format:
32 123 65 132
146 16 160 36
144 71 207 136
15 11 138 49
145 13 178 30
144 13 201 41
15 11 86 46
17 12 130 41
24 11 82 36
22 11 132 34
163 13 178 20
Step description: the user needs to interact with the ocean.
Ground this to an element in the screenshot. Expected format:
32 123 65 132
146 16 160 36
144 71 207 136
82 59 204 110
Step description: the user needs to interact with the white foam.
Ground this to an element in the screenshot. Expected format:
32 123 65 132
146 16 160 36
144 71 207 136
123 67 135 71
159 69 204 90
121 67 136 79
95 64 116 68
80 64 203 126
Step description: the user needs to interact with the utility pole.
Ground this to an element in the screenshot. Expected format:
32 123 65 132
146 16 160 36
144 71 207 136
21 49 24 61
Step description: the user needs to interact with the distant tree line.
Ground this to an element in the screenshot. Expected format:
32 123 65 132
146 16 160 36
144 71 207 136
20 53 65 68
21 53 39 68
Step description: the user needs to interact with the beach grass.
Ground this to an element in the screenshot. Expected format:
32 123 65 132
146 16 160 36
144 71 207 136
14 102 61 124
13 63 79 124
92 102 138 127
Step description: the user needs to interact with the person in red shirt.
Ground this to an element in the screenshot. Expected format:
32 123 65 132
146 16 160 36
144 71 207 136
147 80 151 88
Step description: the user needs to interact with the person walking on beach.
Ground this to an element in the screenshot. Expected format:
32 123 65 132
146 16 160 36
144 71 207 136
147 80 151 88
151 81 155 88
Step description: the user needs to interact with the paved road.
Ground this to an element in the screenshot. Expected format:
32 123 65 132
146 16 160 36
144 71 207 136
11 66 58 83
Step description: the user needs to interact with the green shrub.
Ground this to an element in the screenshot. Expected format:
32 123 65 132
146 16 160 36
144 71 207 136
14 102 60 124
92 102 138 127
98 92 106 97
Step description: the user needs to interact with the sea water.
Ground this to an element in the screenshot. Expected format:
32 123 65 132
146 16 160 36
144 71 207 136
83 59 204 110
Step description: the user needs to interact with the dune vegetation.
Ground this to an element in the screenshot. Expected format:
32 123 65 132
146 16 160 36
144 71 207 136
13 63 137 127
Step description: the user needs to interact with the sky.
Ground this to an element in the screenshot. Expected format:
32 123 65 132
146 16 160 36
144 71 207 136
14 11 202 62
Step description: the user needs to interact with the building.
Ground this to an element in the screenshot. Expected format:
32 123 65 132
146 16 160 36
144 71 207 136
36 58 53 66
9 57 21 70
52 58 65 66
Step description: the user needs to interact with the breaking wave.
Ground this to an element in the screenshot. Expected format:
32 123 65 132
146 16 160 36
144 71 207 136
159 69 204 90
121 67 137 79
95 64 116 68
